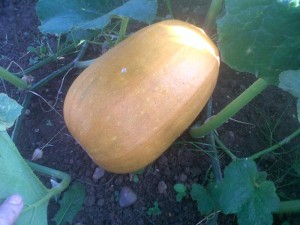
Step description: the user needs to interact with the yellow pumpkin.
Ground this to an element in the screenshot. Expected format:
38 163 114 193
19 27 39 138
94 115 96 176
63 19 220 173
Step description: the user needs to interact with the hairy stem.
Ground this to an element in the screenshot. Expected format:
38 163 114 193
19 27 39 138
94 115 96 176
0 66 28 89
249 127 300 160
22 161 71 213
190 78 270 138
166 0 174 18
17 43 79 76
204 0 224 33
214 133 237 161
115 16 129 44
274 199 300 214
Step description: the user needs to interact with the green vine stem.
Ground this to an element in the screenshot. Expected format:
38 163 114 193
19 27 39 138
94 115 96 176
75 59 96 69
0 66 28 89
166 0 174 18
115 16 129 44
249 127 300 160
190 78 270 138
11 42 89 142
22 161 71 213
275 199 300 214
17 42 80 77
214 133 237 161
204 0 224 33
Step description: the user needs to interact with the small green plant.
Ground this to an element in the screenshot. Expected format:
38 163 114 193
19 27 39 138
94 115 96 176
174 183 188 202
131 169 144 183
147 201 162 216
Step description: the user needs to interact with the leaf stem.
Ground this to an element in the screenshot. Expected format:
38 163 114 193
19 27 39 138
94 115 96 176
115 16 129 44
166 0 174 18
0 66 28 89
190 78 270 138
249 127 300 160
75 59 96 69
214 133 238 161
30 42 88 91
23 161 71 213
274 199 300 214
204 0 224 33
11 43 89 142
17 43 79 76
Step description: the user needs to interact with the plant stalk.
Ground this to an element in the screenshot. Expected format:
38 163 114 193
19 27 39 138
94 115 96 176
17 43 79 76
22 161 71 213
0 66 28 89
249 127 300 160
204 0 224 33
115 16 129 45
11 43 89 142
190 78 270 138
274 199 300 214
27 161 71 191
214 133 237 161
166 0 174 18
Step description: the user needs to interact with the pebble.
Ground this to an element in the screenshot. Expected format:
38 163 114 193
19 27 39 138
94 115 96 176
31 148 43 161
97 198 105 207
85 195 96 207
24 109 31 116
178 173 188 183
92 167 105 181
118 186 137 208
114 176 124 186
158 181 167 194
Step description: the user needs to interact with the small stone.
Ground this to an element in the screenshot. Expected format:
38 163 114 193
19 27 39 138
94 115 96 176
178 173 188 183
24 109 31 116
158 181 167 194
114 176 124 186
118 186 137 208
92 167 105 181
31 148 43 161
85 195 96 207
97 198 105 207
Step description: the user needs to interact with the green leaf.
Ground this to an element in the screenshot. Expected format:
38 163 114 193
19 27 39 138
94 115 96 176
36 0 158 34
0 93 22 131
279 70 300 122
53 182 85 225
218 159 280 225
0 131 49 225
291 161 300 177
190 183 215 215
219 159 257 213
237 181 280 225
217 0 300 84
174 183 187 193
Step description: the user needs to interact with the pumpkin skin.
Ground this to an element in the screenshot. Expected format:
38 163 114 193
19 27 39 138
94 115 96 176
63 19 220 173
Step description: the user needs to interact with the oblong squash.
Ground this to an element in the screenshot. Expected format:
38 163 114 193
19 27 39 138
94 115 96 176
64 19 220 173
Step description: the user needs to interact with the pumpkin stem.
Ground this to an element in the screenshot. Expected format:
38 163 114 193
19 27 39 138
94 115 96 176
189 78 270 138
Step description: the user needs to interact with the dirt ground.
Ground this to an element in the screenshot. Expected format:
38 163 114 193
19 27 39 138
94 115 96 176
1 1 300 225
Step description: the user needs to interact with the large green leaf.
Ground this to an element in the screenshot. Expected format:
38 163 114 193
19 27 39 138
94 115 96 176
218 159 280 225
217 0 300 84
36 0 158 34
279 70 300 122
0 93 22 131
0 132 49 225
0 94 49 224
